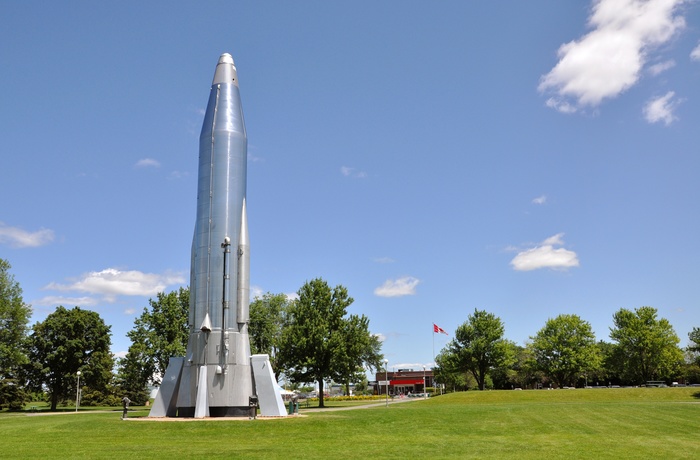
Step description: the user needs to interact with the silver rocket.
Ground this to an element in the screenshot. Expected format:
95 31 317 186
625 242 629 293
177 53 253 417
149 53 286 419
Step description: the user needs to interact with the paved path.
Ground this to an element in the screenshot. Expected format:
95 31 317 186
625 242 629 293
26 409 142 417
24 397 427 419
300 396 423 412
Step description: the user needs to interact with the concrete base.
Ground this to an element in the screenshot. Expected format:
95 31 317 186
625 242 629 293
149 353 286 418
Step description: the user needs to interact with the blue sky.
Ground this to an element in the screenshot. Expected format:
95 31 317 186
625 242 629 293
2 1 700 374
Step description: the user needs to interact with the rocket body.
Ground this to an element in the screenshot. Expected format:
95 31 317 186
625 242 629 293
176 53 253 417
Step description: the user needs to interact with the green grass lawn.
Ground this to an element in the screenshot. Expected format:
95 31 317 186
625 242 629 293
2 388 698 459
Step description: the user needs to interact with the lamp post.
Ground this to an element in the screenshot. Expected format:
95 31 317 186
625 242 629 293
423 365 426 399
384 359 389 407
75 371 81 412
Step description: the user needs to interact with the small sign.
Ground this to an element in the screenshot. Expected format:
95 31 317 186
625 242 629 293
368 381 378 385
378 380 390 386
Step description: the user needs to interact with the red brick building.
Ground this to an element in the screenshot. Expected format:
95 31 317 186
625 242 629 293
373 368 434 395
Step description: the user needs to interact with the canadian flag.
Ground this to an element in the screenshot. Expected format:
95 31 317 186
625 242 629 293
433 323 448 335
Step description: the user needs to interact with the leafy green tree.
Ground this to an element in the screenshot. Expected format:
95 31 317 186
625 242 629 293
609 306 683 384
489 341 522 389
115 349 152 405
0 379 27 410
447 309 514 390
529 314 600 387
335 314 383 396
0 259 32 410
249 292 290 378
26 306 113 410
433 348 469 392
592 340 619 386
681 345 700 385
688 328 700 359
120 287 189 399
277 278 379 407
686 328 700 384
511 345 546 389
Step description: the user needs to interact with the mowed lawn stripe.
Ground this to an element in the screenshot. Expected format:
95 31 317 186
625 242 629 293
1 388 698 459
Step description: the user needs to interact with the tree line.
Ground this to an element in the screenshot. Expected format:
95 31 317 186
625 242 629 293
4 256 700 410
0 258 382 410
435 308 700 391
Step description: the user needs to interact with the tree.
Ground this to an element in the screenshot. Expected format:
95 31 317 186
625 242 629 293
0 259 32 410
489 341 522 389
510 345 546 389
249 292 290 378
26 306 113 410
433 348 469 392
592 340 619 386
609 306 683 384
276 278 380 407
447 309 514 390
529 314 600 387
335 314 383 396
120 287 189 399
688 328 700 357
115 347 152 405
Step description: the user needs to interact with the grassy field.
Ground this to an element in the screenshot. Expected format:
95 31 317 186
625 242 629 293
1 388 698 459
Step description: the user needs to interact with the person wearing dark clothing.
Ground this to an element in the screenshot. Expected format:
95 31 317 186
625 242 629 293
121 397 131 419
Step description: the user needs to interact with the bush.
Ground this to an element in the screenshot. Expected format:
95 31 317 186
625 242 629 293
79 386 123 407
308 395 384 402
0 379 28 411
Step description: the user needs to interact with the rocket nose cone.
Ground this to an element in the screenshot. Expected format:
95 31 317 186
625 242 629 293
212 53 238 86
218 53 234 65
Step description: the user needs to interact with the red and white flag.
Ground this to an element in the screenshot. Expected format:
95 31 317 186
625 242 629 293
433 323 448 335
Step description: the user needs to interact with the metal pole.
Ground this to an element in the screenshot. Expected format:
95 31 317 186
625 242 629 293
221 236 231 372
384 359 388 407
75 371 81 412
423 366 426 399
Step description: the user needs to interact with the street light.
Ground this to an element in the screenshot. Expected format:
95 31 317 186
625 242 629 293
423 365 426 399
384 359 389 407
75 371 81 412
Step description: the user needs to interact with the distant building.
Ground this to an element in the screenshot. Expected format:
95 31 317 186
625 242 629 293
373 369 434 395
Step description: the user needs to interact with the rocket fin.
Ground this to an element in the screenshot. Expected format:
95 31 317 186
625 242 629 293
194 365 209 418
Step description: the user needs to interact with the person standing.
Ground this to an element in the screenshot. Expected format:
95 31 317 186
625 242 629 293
121 396 131 419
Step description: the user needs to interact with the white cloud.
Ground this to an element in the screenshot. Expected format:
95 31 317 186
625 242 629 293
374 256 396 264
44 268 186 299
532 195 547 205
341 166 367 178
545 97 578 114
250 285 264 300
135 158 161 168
114 350 128 359
510 233 580 271
691 42 700 61
391 362 430 371
539 0 686 111
374 276 420 297
168 171 189 179
0 222 55 248
33 295 100 307
643 91 679 125
542 233 565 245
648 59 676 75
124 308 136 315
247 150 264 163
